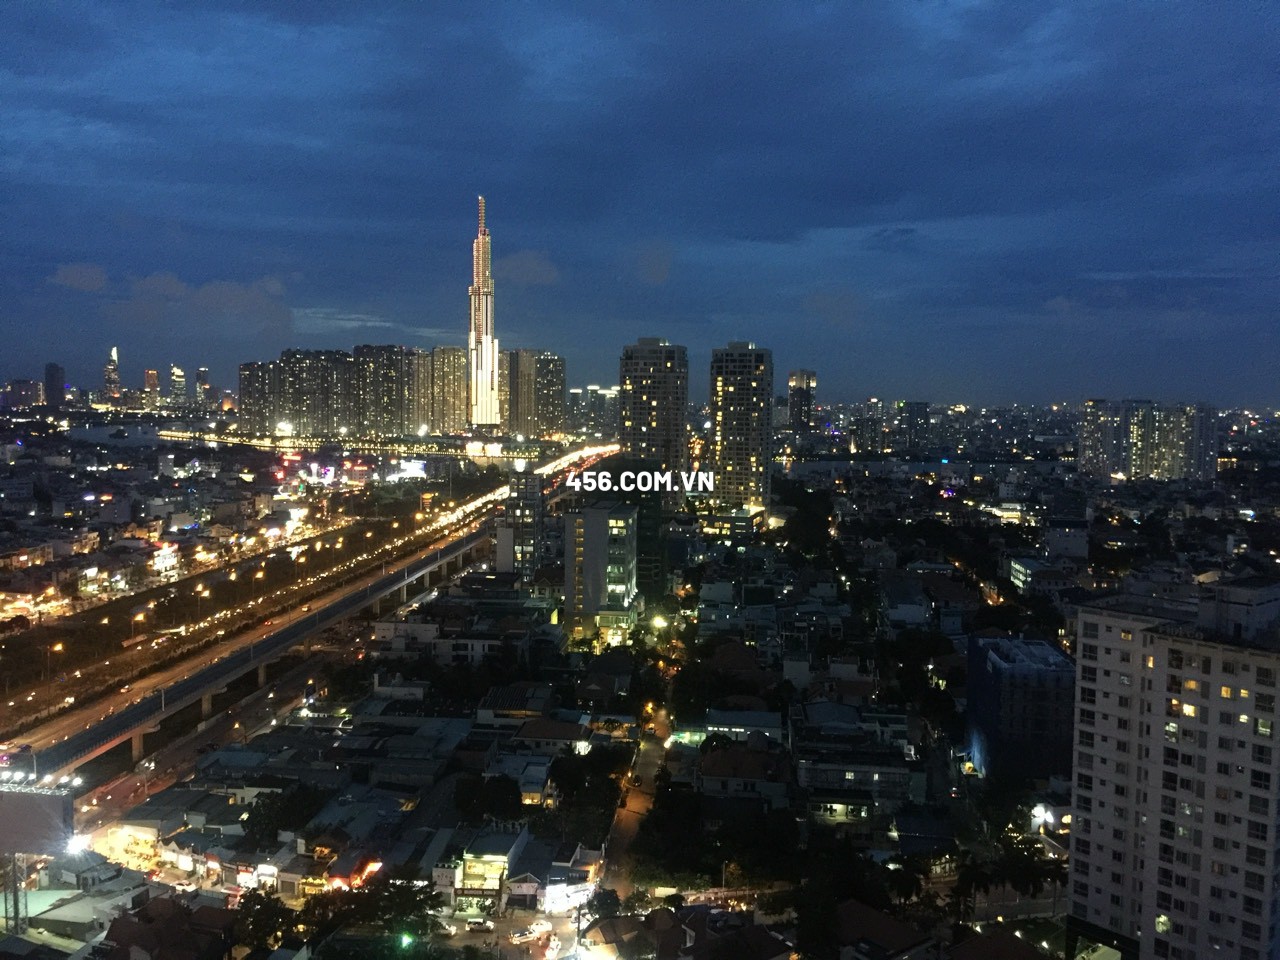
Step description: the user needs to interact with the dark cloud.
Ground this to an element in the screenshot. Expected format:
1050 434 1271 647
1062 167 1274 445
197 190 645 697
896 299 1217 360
0 1 1276 404
493 250 560 287
49 263 108 292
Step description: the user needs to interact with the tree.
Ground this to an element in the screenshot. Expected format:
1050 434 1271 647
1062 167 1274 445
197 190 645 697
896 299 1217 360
662 893 686 910
621 888 652 915
235 889 294 948
586 887 623 919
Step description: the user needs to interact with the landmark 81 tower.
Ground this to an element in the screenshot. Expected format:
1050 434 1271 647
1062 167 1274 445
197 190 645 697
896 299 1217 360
468 196 500 429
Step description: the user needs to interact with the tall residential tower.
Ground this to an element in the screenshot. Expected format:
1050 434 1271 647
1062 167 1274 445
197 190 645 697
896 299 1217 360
468 196 500 429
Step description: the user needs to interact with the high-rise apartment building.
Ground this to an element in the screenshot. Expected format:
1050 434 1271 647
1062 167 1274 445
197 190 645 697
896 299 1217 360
1068 580 1280 960
408 348 433 435
43 363 64 410
619 338 688 474
354 344 409 436
1078 399 1125 477
468 196 500 429
497 350 511 433
432 345 468 435
788 370 817 433
496 469 545 583
1077 399 1218 481
533 352 566 438
238 361 277 434
566 501 639 644
895 400 930 451
275 349 356 435
709 341 773 510
505 349 538 438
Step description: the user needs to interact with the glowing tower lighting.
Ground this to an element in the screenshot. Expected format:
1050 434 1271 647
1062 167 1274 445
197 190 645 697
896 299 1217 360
468 195 500 429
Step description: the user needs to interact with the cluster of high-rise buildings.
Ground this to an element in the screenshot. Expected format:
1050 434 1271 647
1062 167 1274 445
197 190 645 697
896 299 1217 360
1078 399 1218 481
616 337 775 512
238 199 566 440
237 344 566 440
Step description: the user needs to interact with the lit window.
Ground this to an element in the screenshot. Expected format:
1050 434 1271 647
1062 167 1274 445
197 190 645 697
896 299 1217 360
1182 704 1197 718
1223 687 1235 699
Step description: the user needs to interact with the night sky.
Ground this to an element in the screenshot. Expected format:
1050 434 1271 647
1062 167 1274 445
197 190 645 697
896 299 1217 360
3 2 1277 406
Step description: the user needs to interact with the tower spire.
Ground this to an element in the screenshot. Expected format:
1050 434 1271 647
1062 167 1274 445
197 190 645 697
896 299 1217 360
478 195 486 235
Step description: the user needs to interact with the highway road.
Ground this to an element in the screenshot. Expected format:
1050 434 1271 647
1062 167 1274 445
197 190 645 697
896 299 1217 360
13 518 492 781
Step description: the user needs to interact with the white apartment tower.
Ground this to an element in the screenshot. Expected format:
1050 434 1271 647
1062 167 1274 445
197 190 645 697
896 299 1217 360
468 196 500 429
1068 578 1280 960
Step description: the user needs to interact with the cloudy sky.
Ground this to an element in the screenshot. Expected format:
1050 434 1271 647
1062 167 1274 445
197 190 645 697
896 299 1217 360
3 1 1277 405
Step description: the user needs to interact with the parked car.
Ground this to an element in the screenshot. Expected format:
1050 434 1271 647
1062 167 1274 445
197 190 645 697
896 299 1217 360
529 920 553 935
173 880 198 893
437 922 457 937
466 918 495 932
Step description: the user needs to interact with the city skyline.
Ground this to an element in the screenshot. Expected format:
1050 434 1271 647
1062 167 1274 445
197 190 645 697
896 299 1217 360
2 4 1277 406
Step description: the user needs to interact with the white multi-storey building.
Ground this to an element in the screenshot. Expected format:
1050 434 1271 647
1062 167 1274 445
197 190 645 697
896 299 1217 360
1069 578 1280 960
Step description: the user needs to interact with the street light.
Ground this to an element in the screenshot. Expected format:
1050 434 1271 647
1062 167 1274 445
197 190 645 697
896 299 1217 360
46 642 64 688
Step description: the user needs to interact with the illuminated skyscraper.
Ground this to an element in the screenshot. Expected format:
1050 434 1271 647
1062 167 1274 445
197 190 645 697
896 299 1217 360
143 368 160 409
169 365 187 405
103 347 121 399
468 196 500 429
709 341 773 510
787 369 817 433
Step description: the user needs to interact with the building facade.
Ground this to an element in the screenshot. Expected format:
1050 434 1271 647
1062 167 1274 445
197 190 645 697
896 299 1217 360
1068 580 1280 960
709 342 773 511
468 196 500 429
619 338 688 475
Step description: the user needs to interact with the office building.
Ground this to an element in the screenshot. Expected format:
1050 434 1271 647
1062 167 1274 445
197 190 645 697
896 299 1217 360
142 368 160 410
432 345 468 435
168 365 187 406
468 196 500 429
103 347 121 399
566 501 639 645
43 363 64 410
709 341 773 511
1067 579 1280 960
788 370 817 433
195 367 213 409
533 352 566 437
966 634 1075 780
619 338 688 474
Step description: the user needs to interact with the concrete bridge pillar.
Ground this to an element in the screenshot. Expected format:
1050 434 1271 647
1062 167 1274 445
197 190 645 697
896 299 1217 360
257 663 268 687
201 692 214 719
398 583 408 603
131 730 145 764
